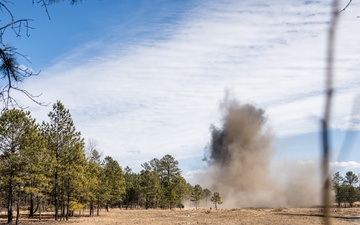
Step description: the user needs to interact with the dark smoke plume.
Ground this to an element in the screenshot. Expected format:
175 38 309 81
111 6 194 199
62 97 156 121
203 93 320 208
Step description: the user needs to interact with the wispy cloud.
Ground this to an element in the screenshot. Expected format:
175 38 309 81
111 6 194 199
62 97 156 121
19 0 360 170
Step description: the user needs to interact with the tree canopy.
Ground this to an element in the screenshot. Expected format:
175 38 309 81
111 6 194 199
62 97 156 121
332 171 359 208
0 102 222 222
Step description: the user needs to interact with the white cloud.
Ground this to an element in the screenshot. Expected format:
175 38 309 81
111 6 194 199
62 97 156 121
18 0 360 171
331 161 360 169
337 122 360 132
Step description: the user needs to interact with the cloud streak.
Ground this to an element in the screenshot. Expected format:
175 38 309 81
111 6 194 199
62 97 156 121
19 0 360 171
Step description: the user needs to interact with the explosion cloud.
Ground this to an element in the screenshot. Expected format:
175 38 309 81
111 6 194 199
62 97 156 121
203 93 321 208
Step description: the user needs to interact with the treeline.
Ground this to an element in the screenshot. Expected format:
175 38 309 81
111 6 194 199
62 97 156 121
332 171 360 207
0 101 222 224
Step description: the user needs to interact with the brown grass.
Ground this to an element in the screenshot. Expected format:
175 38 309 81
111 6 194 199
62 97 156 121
1 208 360 225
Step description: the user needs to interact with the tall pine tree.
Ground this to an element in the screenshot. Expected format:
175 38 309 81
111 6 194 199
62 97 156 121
0 109 49 224
42 101 85 221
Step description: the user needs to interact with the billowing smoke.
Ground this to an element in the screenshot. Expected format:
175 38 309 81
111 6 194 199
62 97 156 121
203 93 320 208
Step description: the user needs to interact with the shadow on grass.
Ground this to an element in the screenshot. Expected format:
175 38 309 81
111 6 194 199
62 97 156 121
278 212 360 221
0 213 92 224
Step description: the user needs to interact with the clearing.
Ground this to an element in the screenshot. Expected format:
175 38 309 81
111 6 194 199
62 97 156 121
1 208 360 225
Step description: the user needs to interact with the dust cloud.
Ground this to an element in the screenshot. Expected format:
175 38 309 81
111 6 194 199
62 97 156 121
202 93 321 208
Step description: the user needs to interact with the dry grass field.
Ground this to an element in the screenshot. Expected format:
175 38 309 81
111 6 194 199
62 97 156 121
2 208 360 225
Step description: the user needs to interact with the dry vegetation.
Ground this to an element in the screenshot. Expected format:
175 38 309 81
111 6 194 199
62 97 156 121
1 208 360 225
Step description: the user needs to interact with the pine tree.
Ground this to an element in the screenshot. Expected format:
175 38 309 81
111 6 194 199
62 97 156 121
0 109 49 223
332 172 345 207
84 144 102 216
141 155 186 209
158 155 181 208
203 189 212 208
63 141 86 220
190 184 203 209
344 171 359 207
25 125 52 220
173 176 188 209
99 156 125 211
123 166 141 209
139 169 161 209
211 192 223 210
42 101 85 221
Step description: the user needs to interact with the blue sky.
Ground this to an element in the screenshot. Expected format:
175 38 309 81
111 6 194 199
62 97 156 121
5 0 360 182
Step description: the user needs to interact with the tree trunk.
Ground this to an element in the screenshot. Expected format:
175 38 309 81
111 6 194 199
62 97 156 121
90 198 94 216
61 182 66 221
15 194 20 225
7 171 14 224
97 199 100 216
62 200 65 221
38 197 42 221
28 193 38 218
66 178 70 222
54 166 59 221
29 192 34 217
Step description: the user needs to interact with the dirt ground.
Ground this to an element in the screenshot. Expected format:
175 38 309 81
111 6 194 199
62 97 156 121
2 208 360 225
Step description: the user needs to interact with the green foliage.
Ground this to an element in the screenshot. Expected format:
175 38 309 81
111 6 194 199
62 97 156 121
99 156 126 209
332 172 345 207
139 169 161 208
172 176 189 208
344 171 358 207
190 184 203 209
203 188 212 208
70 201 84 211
141 154 186 209
123 166 141 209
0 107 219 220
0 109 50 223
333 171 359 208
158 155 182 208
210 192 223 210
42 101 86 220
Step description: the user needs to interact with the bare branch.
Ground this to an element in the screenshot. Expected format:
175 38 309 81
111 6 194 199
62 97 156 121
0 83 48 111
12 87 48 106
340 0 352 12
36 0 52 20
35 0 82 20
0 0 82 109
0 46 47 109
0 1 34 42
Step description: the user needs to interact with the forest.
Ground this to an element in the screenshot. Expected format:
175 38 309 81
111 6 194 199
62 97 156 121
0 101 222 224
332 171 360 208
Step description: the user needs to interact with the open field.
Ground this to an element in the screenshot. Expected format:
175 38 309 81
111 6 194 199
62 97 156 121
1 208 360 225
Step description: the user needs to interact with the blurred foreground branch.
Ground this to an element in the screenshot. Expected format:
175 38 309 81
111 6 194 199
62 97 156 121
322 0 340 224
